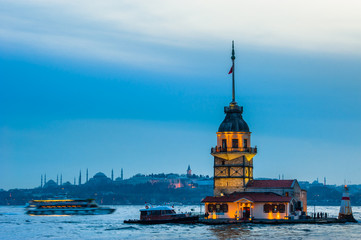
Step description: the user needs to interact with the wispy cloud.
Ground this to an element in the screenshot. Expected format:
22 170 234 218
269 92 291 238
1 0 361 66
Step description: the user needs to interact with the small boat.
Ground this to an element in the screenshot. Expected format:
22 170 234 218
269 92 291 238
124 206 199 224
25 198 115 216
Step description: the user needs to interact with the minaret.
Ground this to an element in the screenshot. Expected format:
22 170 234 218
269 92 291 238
211 41 257 196
86 168 89 183
41 174 43 188
44 174 47 185
121 168 124 180
60 174 63 186
78 170 82 185
57 174 59 185
111 169 114 181
74 177 76 185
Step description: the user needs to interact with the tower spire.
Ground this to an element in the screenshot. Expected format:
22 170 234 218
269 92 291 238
231 40 236 103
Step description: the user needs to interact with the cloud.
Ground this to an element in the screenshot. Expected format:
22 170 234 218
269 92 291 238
0 0 361 67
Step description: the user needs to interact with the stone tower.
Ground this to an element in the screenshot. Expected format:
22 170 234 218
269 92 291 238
211 41 257 196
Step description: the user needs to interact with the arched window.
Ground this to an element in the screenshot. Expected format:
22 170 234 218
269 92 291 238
208 204 215 212
263 204 271 213
279 204 285 213
221 204 228 213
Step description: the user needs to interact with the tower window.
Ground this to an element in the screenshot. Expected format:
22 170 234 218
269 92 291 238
243 139 248 148
222 139 227 150
232 139 238 148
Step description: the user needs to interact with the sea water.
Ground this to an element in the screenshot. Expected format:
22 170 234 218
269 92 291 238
0 205 361 239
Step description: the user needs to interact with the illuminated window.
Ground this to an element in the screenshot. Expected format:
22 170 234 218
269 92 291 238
222 139 227 150
264 204 285 213
216 204 221 212
279 204 285 213
221 204 228 213
232 139 238 148
243 139 248 148
272 204 278 213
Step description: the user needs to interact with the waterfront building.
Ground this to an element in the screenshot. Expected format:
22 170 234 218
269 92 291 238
202 42 307 220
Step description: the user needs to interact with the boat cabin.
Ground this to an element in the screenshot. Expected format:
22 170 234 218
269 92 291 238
140 206 177 220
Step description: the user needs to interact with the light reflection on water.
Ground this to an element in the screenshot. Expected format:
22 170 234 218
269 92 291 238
0 205 361 239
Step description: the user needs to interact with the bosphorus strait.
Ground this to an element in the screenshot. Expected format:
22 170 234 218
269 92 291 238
1 205 360 239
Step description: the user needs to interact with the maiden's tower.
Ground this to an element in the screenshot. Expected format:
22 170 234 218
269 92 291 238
203 42 307 221
211 41 257 196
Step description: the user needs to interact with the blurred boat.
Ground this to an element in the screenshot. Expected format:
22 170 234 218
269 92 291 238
25 198 115 216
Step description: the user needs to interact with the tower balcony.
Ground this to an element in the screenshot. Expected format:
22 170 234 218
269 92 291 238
211 146 257 161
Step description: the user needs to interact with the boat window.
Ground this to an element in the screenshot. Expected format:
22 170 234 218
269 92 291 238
140 211 147 217
151 210 161 215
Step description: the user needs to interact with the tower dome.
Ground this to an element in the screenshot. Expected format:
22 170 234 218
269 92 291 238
218 103 249 132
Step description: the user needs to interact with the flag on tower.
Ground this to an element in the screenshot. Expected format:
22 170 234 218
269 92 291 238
228 65 233 74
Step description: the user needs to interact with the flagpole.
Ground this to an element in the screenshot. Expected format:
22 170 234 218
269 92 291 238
231 40 235 103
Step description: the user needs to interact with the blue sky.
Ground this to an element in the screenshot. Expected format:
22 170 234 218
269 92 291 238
1 0 361 189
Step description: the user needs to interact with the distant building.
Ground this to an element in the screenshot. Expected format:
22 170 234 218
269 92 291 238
43 180 57 189
87 172 112 185
187 165 192 178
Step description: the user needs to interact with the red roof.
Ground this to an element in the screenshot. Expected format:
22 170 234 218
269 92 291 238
246 180 295 189
202 192 292 203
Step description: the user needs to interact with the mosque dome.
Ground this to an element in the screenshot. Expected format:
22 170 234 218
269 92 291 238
44 179 57 188
218 103 250 132
93 172 107 178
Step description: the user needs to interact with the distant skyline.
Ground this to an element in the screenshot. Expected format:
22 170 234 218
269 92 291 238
1 0 361 190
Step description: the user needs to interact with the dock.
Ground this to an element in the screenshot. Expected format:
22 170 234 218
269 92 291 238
197 218 348 225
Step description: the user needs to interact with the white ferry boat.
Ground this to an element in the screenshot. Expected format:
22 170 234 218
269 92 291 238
25 198 115 216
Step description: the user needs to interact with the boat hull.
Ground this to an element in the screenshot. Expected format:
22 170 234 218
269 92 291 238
124 216 199 224
26 207 115 216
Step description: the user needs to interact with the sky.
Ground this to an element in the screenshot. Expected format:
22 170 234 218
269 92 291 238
0 0 361 190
